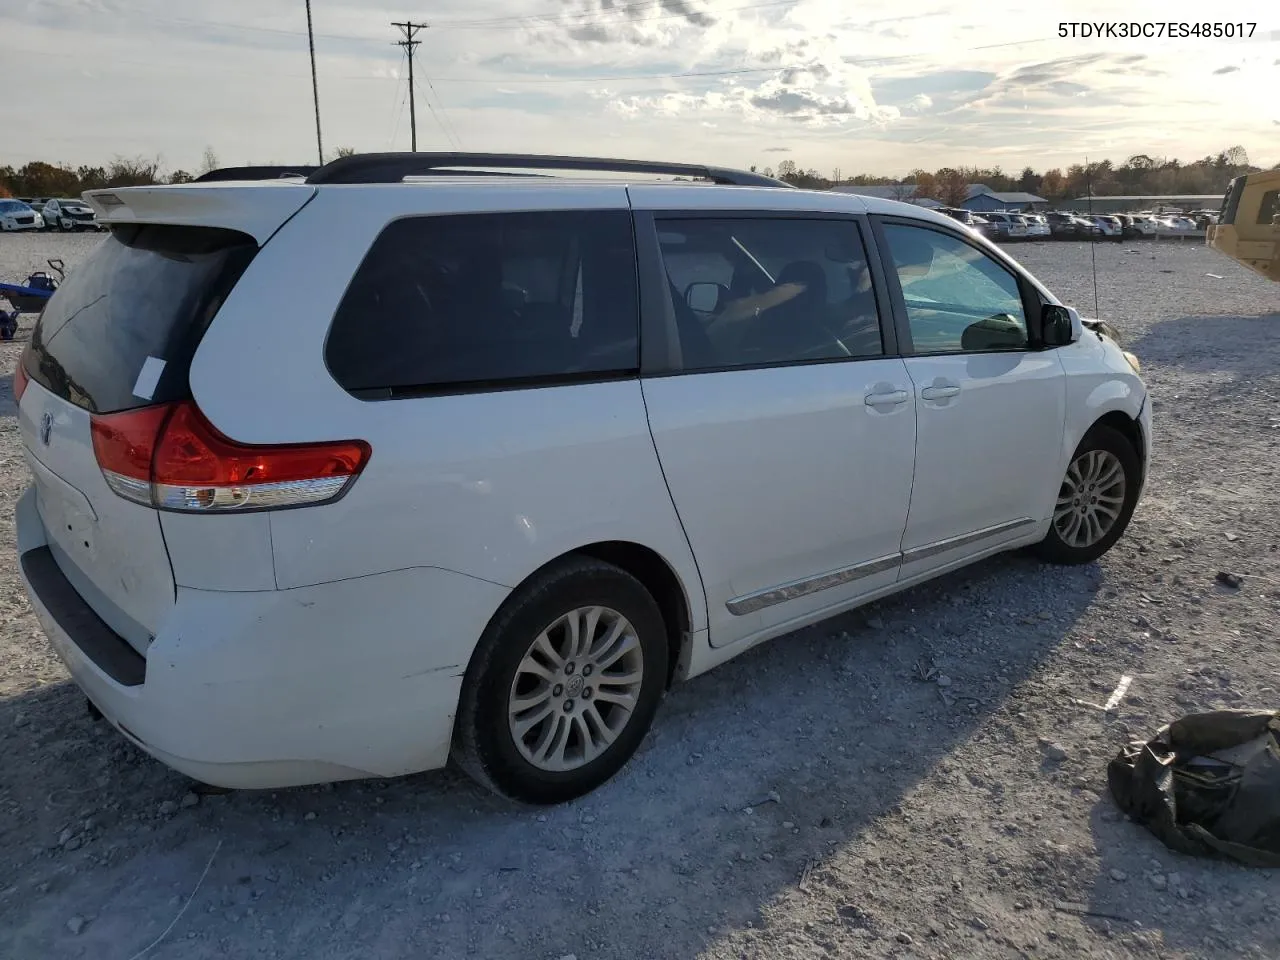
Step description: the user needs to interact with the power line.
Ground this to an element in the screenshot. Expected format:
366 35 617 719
391 21 429 151
420 75 465 149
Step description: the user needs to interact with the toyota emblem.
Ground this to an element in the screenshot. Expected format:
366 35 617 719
39 411 53 446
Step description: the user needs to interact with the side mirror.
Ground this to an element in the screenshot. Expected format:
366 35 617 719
686 281 726 314
960 314 1027 351
1037 303 1077 347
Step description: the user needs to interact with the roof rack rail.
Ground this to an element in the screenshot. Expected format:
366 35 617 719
194 165 318 183
305 152 793 188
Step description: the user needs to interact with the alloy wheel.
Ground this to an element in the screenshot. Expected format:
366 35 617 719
1053 449 1127 548
507 605 645 773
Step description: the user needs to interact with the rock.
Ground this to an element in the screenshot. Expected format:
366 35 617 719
936 675 952 688
761 853 774 861
896 932 914 944
1224 531 1238 541
1215 571 1243 589
1038 610 1053 621
180 792 200 809
58 828 75 846
13 713 29 729
867 617 884 629
782 821 795 829
157 801 178 816
67 916 86 935
64 837 82 852
556 955 578 960
1150 873 1167 890
1040 740 1069 762
971 917 990 931
1110 869 1128 882
304 812 317 821
767 790 781 805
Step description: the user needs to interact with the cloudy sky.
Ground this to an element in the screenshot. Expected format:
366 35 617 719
4 0 1277 177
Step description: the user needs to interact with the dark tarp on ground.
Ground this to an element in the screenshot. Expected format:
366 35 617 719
1107 710 1280 866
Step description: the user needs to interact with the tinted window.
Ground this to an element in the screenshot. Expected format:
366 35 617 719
325 211 638 395
882 223 1028 354
23 225 256 413
1257 190 1279 225
654 218 883 371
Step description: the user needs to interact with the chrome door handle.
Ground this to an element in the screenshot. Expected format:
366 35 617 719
864 389 910 406
920 385 960 400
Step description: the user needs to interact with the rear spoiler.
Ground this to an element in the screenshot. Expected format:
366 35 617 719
82 183 316 245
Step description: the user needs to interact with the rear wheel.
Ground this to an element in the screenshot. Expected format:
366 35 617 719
1034 425 1140 565
452 557 668 804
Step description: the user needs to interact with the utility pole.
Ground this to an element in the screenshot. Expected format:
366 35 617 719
306 0 323 164
391 20 428 152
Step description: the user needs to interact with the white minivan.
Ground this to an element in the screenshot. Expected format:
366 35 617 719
14 153 1151 804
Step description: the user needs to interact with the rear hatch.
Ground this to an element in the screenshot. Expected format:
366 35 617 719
18 221 263 653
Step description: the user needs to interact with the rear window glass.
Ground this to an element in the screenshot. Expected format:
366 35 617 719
23 224 256 413
325 210 639 396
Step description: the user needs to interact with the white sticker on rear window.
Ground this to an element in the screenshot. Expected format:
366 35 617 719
132 356 166 400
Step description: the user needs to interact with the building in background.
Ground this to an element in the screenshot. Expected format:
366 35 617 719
828 184 942 208
1070 194 1223 214
961 185 1047 213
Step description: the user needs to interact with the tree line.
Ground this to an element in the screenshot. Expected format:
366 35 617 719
754 146 1270 204
0 146 356 198
1 145 1271 203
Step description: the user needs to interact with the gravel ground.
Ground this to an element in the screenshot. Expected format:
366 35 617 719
2 232 1279 960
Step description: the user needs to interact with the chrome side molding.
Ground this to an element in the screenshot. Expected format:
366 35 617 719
726 517 1034 615
900 517 1035 564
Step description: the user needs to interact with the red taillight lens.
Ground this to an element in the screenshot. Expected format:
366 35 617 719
91 400 371 512
13 363 29 404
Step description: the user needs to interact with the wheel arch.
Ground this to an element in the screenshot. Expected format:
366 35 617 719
1089 409 1146 478
475 541 697 690
572 541 694 688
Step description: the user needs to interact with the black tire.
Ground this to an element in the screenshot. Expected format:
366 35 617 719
452 556 669 804
1034 424 1141 565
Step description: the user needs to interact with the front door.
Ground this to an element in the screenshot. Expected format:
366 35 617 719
873 218 1066 580
636 211 916 648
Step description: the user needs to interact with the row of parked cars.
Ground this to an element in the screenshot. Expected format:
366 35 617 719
0 197 102 232
938 207 1214 242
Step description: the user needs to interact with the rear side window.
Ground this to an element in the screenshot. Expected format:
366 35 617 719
325 211 639 396
23 224 256 413
654 218 883 371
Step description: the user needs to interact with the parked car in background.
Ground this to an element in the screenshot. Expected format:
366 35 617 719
1129 215 1159 237
12 152 1151 803
1045 212 1085 239
937 207 999 240
1083 215 1123 241
42 198 101 232
1021 214 1051 239
0 199 46 232
980 212 1028 240
1154 216 1201 239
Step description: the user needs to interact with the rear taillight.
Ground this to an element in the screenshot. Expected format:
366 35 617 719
90 401 371 512
13 363 29 404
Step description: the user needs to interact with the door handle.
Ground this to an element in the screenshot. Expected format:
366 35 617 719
864 389 910 406
920 384 960 401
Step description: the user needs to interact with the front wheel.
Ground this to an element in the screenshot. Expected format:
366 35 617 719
1034 425 1141 565
452 557 669 804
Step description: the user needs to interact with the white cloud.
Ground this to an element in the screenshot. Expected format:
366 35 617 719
1 0 1276 175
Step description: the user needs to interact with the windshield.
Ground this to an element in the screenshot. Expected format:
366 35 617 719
58 199 87 206
0 200 32 213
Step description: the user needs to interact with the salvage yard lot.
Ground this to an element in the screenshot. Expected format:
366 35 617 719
1 234 1278 960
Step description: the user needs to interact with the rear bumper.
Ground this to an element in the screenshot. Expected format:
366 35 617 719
16 487 508 789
